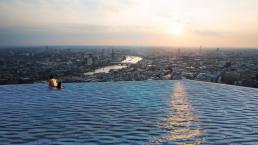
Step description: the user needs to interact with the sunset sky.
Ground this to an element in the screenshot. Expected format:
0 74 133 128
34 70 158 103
0 0 258 47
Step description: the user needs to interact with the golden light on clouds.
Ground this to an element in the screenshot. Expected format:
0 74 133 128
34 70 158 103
0 0 258 47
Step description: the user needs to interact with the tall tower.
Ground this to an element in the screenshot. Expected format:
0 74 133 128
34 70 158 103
177 48 181 57
199 45 202 55
101 49 104 59
216 48 220 53
111 49 115 61
46 46 49 52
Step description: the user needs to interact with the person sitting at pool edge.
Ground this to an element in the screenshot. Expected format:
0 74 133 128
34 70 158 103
49 75 64 89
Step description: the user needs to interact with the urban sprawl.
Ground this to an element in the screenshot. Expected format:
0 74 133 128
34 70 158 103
0 46 258 88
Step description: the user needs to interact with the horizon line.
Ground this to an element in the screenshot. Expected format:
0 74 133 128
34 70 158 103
0 44 258 49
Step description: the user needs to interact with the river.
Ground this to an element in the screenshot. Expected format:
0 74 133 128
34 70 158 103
84 56 142 75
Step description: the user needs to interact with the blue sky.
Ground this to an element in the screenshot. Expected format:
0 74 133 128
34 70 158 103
0 0 258 47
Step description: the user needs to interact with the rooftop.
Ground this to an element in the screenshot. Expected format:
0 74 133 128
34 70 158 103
0 80 258 144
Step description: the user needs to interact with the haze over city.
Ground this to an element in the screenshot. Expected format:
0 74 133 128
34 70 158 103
1 0 258 47
2 1 258 145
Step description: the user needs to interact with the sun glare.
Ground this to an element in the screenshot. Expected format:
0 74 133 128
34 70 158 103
168 23 183 36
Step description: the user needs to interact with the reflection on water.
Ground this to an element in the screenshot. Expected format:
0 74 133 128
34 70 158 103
1 80 258 144
84 65 127 75
121 56 142 64
154 82 202 144
84 56 142 75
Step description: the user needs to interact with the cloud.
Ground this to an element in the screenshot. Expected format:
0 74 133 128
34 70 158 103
192 30 228 36
0 0 258 47
0 23 159 46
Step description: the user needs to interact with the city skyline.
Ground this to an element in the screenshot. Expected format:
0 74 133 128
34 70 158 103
1 0 258 48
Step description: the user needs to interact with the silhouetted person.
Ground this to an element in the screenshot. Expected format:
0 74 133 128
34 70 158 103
57 82 63 89
49 75 64 89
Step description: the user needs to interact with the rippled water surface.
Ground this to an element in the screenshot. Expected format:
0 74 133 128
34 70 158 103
0 80 258 144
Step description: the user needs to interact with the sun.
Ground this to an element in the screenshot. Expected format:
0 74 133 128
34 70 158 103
168 23 183 36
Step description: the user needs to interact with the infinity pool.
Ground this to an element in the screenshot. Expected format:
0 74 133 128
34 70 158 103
0 80 258 144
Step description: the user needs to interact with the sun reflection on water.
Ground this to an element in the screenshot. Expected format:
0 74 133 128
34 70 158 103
153 82 202 145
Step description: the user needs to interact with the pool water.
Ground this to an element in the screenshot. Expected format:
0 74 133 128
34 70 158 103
0 80 258 144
